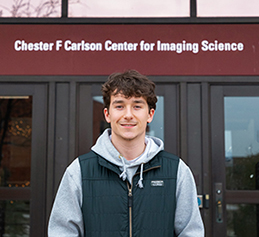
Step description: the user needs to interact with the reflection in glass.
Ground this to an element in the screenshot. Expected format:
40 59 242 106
225 97 259 190
0 97 32 187
92 96 164 144
147 96 164 141
68 0 189 17
227 204 257 237
0 0 61 17
92 96 110 144
0 200 30 236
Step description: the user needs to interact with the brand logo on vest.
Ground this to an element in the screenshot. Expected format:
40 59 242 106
151 180 164 187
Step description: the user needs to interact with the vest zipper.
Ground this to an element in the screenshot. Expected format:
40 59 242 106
126 165 161 237
128 183 133 237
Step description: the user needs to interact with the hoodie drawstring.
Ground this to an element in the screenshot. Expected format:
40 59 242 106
119 155 144 189
119 155 127 181
137 163 144 188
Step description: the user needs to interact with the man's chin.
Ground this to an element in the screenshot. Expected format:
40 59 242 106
121 135 135 141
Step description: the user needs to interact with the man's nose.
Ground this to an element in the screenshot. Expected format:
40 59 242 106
124 107 133 119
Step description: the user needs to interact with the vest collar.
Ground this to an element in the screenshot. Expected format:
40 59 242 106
98 152 162 175
142 154 162 171
98 155 122 176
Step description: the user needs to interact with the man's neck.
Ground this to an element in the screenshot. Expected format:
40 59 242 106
111 135 146 161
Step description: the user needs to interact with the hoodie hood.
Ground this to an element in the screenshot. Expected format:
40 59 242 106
91 128 164 187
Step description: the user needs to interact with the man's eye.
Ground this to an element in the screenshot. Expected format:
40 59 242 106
134 105 142 109
115 105 123 109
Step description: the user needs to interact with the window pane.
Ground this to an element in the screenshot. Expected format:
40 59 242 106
0 97 32 187
0 0 61 17
0 200 30 236
92 96 110 144
69 0 190 17
224 97 259 190
227 204 257 237
197 0 259 17
147 96 164 141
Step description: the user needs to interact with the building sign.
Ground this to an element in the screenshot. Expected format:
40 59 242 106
0 24 257 75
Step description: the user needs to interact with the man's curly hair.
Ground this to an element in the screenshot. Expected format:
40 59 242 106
102 70 157 111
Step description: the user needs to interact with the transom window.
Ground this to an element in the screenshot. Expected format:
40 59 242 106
0 0 61 17
1 0 259 18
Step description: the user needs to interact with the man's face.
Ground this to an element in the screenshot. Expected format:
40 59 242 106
104 93 155 143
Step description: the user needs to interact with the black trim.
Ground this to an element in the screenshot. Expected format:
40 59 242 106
61 0 68 18
1 75 259 84
1 17 259 24
0 188 30 200
190 0 197 18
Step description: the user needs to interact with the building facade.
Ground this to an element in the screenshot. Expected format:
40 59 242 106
0 1 259 236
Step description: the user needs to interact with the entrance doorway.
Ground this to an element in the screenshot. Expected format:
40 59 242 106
211 85 259 236
77 83 179 156
0 84 47 237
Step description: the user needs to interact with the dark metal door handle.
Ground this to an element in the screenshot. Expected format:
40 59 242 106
216 199 223 223
215 183 223 223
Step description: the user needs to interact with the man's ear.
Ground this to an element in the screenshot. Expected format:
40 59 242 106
104 108 111 123
147 108 155 123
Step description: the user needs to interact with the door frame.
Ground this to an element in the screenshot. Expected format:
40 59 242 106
211 85 259 236
0 83 48 236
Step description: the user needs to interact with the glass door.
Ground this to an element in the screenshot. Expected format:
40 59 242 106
211 85 259 237
0 84 47 237
0 96 32 236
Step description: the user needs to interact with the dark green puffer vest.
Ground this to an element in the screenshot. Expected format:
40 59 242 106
79 150 179 237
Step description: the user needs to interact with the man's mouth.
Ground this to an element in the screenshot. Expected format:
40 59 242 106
120 124 136 127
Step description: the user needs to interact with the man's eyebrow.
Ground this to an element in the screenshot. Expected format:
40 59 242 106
133 99 146 104
111 99 146 105
111 100 124 105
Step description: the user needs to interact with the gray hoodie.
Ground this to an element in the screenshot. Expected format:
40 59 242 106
48 129 204 237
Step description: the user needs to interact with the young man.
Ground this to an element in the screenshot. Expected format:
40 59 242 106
48 70 204 237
